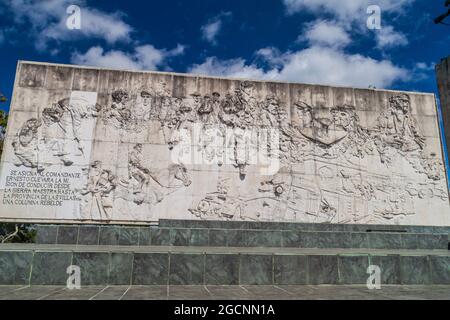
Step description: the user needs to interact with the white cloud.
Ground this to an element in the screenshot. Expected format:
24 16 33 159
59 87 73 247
71 44 185 71
189 57 275 80
375 25 408 49
300 20 351 48
189 46 409 89
201 11 232 45
2 0 133 50
283 0 412 20
283 0 413 51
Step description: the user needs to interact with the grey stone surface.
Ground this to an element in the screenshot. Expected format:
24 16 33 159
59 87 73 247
400 255 431 285
72 252 109 285
118 227 139 246
57 226 79 245
150 228 171 246
204 254 239 285
1 61 449 227
308 255 339 285
368 232 402 249
36 225 58 244
2 284 450 300
430 255 450 285
169 253 204 285
30 251 72 285
170 228 190 246
338 255 369 284
240 254 273 285
436 56 450 158
0 251 33 285
274 254 308 285
132 253 169 285
138 227 152 245
99 227 120 246
189 228 209 246
369 254 401 285
246 230 282 247
109 252 133 285
77 226 99 245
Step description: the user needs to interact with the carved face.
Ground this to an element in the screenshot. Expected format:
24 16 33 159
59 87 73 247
333 110 351 128
391 95 410 115
297 108 312 126
141 94 152 107
134 144 143 153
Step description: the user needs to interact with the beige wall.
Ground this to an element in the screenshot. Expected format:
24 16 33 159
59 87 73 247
0 61 449 226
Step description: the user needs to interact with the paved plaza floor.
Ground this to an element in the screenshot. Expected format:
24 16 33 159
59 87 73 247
0 285 449 300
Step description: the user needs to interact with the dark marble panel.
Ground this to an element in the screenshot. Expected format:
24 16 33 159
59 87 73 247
204 254 239 285
317 232 352 249
273 255 307 285
400 234 418 250
240 255 273 285
400 255 431 285
338 255 369 284
226 229 246 247
208 229 227 247
98 227 120 246
30 251 72 285
72 252 109 286
169 254 204 285
132 253 169 285
170 228 191 246
430 256 450 285
118 227 140 246
36 225 58 244
367 232 402 249
138 227 152 246
190 229 209 246
57 226 79 245
369 255 401 285
77 226 99 245
351 232 369 248
109 252 133 285
281 231 300 247
246 230 282 247
150 228 171 246
298 232 317 248
308 255 338 285
0 251 33 285
416 234 448 250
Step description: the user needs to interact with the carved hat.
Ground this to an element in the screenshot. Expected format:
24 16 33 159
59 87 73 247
294 101 312 112
389 93 410 106
140 90 152 97
111 89 129 102
212 92 220 97
190 91 201 97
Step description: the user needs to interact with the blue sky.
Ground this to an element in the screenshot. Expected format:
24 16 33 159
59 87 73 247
0 0 449 113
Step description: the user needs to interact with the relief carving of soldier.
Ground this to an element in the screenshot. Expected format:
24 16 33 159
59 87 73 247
373 94 425 163
12 118 43 171
104 89 132 129
80 161 117 221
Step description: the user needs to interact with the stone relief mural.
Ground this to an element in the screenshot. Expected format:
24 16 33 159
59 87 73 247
0 62 449 226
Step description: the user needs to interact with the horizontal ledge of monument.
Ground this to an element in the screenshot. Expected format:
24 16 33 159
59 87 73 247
18 60 436 95
0 217 157 226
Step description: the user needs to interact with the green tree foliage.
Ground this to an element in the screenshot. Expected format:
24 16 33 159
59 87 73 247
0 109 8 157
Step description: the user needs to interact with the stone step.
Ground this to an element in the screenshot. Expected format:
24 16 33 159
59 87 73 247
0 244 449 286
36 225 450 250
159 219 450 234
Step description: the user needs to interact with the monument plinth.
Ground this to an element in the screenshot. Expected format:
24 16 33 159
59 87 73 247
0 61 449 226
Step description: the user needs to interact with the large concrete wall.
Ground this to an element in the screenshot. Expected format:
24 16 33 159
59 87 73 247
0 61 449 226
436 56 450 159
